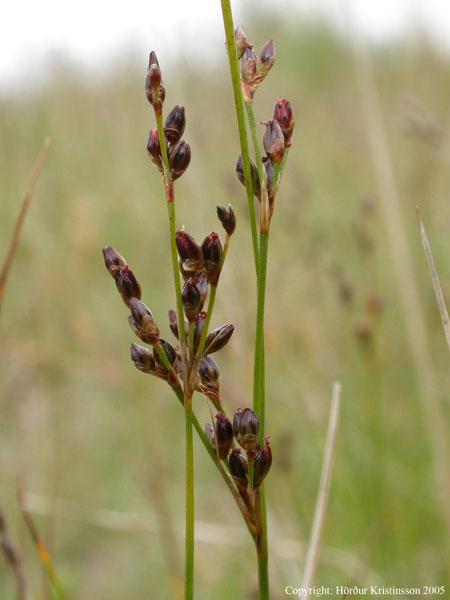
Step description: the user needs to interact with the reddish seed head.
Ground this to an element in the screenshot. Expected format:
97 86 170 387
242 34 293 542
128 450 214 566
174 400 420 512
164 105 186 144
170 140 191 180
258 39 276 77
115 266 142 307
273 98 295 147
203 323 234 355
235 25 252 59
202 232 223 286
102 246 127 277
217 205 236 236
214 412 234 460
254 438 272 487
176 231 203 263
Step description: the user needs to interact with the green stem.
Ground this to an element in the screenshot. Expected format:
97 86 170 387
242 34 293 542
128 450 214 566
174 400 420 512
184 395 194 600
255 489 269 600
253 233 269 435
220 0 259 271
154 110 193 600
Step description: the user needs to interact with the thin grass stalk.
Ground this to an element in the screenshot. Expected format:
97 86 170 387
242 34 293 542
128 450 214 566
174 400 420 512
0 506 28 600
0 137 50 316
154 111 194 600
18 495 65 600
220 0 259 270
417 209 450 353
302 382 342 596
245 95 271 600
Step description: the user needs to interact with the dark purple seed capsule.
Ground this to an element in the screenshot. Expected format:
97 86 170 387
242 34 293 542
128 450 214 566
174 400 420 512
236 154 261 199
194 311 207 351
202 232 223 286
164 105 186 144
253 438 272 487
130 343 156 374
204 323 234 355
176 231 203 263
170 140 191 180
229 448 248 491
102 246 127 277
217 204 236 236
182 278 203 322
129 298 160 344
262 119 285 164
199 355 220 389
236 408 259 453
233 408 243 438
115 267 142 307
168 309 179 339
214 412 234 460
147 128 163 172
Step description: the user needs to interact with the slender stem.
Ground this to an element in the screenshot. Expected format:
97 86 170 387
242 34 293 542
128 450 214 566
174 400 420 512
253 232 269 436
0 137 50 316
154 109 193 600
255 489 269 600
302 382 342 596
220 0 259 270
184 394 194 600
246 97 271 599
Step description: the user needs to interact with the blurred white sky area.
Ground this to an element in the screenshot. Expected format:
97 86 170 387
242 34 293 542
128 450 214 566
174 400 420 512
1 0 450 89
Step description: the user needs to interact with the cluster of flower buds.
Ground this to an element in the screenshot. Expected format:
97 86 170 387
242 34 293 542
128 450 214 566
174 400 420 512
145 52 191 180
205 407 272 491
103 246 182 385
176 230 224 287
235 26 276 101
235 98 295 213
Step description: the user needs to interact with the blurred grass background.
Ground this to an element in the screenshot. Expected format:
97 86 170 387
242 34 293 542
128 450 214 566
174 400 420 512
1 10 450 599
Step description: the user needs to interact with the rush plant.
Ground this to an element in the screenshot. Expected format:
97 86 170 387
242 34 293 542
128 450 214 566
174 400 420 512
102 4 294 598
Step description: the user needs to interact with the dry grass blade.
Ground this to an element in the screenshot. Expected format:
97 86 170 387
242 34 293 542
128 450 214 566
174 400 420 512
18 487 66 600
302 382 342 595
416 208 450 352
0 506 28 600
0 137 51 314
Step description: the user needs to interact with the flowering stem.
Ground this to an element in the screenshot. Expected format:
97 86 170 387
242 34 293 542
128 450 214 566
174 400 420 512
220 0 259 271
246 92 271 600
154 110 193 600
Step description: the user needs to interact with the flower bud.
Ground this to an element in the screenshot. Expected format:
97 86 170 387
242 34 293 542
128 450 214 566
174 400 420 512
169 140 191 180
194 311 207 351
146 128 163 172
262 119 285 164
176 230 204 276
235 407 259 453
202 232 222 286
264 157 275 195
204 323 234 355
103 246 127 277
129 298 160 344
236 154 260 199
115 267 142 307
145 51 165 114
258 40 276 78
235 25 252 59
253 437 272 487
214 412 234 460
229 448 248 492
273 98 295 147
153 339 177 366
241 46 257 85
182 275 208 322
130 343 156 374
199 355 221 389
217 204 236 236
164 105 186 144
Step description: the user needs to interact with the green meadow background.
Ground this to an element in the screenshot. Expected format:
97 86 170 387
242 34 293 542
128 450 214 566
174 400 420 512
1 11 450 599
